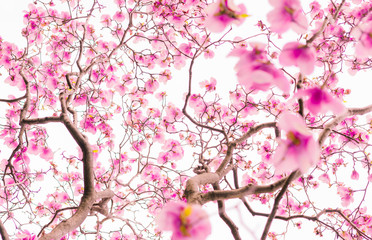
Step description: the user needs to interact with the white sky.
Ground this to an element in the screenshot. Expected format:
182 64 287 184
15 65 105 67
0 0 371 240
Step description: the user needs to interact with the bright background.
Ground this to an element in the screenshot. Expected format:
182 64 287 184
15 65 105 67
0 0 371 239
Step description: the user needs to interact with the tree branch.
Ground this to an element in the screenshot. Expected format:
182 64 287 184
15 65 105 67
260 170 298 240
213 183 241 240
198 171 302 205
318 104 372 146
0 95 26 103
0 220 9 240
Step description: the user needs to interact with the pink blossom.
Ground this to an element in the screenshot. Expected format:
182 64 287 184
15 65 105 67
101 14 112 27
204 0 249 33
229 44 290 93
368 174 372 182
351 170 359 180
337 186 354 207
199 77 216 91
318 173 330 184
267 0 308 34
294 87 346 115
156 201 211 240
203 49 215 59
272 112 319 173
113 11 126 22
354 21 372 58
40 147 53 160
279 42 316 75
132 140 147 152
16 230 38 240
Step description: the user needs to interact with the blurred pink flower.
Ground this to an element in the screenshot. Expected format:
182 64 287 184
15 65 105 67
16 230 37 240
354 21 372 58
279 42 316 75
204 0 249 32
229 44 290 93
272 112 319 173
294 87 346 115
267 0 308 34
156 201 211 240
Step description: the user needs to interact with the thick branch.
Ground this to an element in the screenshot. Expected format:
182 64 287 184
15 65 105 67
39 92 97 240
0 220 9 240
198 171 301 205
213 183 241 240
233 122 276 145
22 116 62 125
0 95 26 103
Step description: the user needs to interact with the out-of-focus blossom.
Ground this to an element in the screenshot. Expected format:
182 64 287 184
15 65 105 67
204 0 249 33
267 0 308 34
294 87 346 115
16 230 38 240
272 112 319 173
156 201 211 240
229 44 290 93
279 42 316 75
354 21 372 58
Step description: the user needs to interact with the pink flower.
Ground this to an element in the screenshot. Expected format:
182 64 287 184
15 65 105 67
354 21 372 58
40 147 53 160
267 0 308 34
294 87 346 115
229 44 290 93
199 77 216 91
279 42 316 75
204 0 249 33
16 230 38 240
113 11 125 22
156 201 211 240
318 173 330 184
351 170 359 180
337 186 354 207
272 112 319 173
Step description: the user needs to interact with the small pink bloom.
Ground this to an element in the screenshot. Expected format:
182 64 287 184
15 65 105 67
368 174 372 182
101 14 112 27
337 186 354 207
132 140 147 152
113 11 126 22
294 87 346 115
272 112 319 173
351 170 359 180
318 173 330 184
156 201 211 240
40 147 53 160
204 0 249 33
199 77 217 91
279 42 316 75
267 0 308 34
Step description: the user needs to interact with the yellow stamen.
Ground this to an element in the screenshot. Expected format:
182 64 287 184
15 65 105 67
287 131 301 145
179 205 193 236
284 6 295 15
